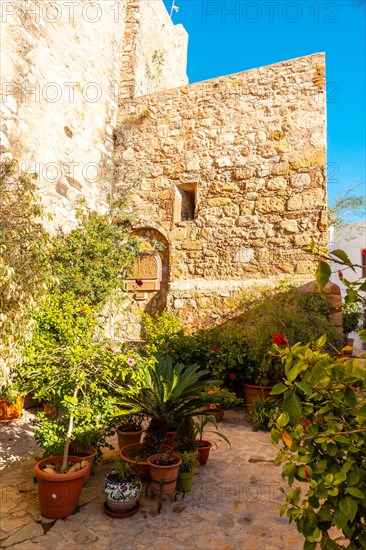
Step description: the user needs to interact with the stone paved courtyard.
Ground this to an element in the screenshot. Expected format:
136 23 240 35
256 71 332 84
0 408 304 550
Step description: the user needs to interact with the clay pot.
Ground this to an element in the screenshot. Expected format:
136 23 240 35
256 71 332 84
72 446 97 482
43 404 59 418
116 427 143 450
34 455 90 519
212 409 225 423
242 383 276 408
147 454 182 494
120 443 172 482
0 396 24 421
197 440 212 466
163 431 177 448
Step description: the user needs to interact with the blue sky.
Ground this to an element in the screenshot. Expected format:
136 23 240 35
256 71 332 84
164 0 366 212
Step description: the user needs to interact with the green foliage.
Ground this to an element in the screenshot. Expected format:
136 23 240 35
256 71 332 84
194 414 231 448
115 356 224 459
106 462 140 483
309 243 366 308
342 302 362 336
240 284 342 385
141 312 183 357
142 313 252 385
0 158 51 386
178 451 198 474
50 208 138 306
271 336 366 549
116 414 144 432
250 396 282 432
174 417 198 453
18 290 146 461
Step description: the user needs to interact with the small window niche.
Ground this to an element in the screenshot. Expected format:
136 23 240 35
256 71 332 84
174 183 197 223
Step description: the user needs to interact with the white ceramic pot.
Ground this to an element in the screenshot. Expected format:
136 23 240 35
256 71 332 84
104 471 142 512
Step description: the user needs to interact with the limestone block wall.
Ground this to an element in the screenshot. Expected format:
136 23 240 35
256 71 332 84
119 0 188 100
1 0 128 229
116 53 328 325
0 0 188 230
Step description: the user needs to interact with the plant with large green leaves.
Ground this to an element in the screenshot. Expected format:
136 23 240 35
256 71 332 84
270 334 366 549
115 356 225 460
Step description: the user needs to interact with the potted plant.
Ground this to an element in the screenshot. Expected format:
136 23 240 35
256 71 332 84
205 386 243 422
249 395 282 432
177 451 198 493
194 414 231 466
116 414 144 450
239 285 343 404
342 302 362 353
0 383 24 422
117 356 224 469
147 450 182 494
17 291 141 518
104 462 142 517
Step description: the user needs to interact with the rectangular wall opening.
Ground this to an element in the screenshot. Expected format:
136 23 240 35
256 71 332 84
174 183 197 223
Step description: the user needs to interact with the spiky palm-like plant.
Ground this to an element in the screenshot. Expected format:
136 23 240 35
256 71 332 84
117 356 223 460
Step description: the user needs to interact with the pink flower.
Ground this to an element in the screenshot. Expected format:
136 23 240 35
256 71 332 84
229 373 237 380
273 333 288 346
127 357 135 366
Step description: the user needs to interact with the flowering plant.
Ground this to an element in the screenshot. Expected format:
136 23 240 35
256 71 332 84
151 451 179 466
206 386 243 409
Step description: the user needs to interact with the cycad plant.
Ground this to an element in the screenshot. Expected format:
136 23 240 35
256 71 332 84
116 356 224 460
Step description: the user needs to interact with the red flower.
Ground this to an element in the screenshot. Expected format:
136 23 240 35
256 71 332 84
135 279 143 287
212 347 218 353
209 404 217 409
229 373 237 380
273 333 288 346
207 390 214 395
361 249 366 257
304 467 311 479
338 270 343 280
78 309 85 313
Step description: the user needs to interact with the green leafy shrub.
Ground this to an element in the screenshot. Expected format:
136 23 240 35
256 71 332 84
250 396 282 432
342 302 362 336
0 158 51 388
240 284 342 385
50 208 138 306
271 335 366 549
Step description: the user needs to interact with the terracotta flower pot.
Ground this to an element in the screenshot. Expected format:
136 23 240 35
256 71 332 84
116 427 143 450
120 442 171 482
34 455 90 519
72 446 97 483
242 383 275 408
163 431 177 448
0 396 24 421
212 409 225 423
43 404 59 418
197 440 212 466
147 454 182 494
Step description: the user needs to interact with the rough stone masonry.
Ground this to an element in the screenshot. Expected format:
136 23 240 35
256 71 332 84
1 0 329 333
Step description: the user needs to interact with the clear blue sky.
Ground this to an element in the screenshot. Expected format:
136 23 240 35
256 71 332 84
164 0 366 212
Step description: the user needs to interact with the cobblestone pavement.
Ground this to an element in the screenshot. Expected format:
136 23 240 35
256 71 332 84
0 408 304 550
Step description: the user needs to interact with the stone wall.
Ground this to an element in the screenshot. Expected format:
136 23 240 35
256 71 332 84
119 0 188 101
116 53 328 327
0 0 188 230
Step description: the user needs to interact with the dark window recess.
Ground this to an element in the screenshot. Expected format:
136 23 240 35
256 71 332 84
180 189 195 221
